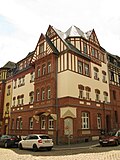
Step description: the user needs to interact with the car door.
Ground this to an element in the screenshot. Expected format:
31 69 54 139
21 136 30 148
27 135 38 149
0 135 7 147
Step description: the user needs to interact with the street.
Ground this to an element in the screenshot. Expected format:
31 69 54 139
0 145 120 160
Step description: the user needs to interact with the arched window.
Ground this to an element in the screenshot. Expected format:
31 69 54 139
103 91 108 103
36 89 40 101
78 85 84 99
85 86 91 100
95 89 100 101
29 117 33 129
41 88 45 101
41 116 46 129
47 86 51 99
29 91 34 104
94 67 99 80
48 116 54 129
37 67 40 77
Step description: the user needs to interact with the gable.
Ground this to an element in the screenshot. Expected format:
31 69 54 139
89 29 100 46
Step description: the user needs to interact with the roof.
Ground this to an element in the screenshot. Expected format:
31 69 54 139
65 25 86 39
2 61 16 69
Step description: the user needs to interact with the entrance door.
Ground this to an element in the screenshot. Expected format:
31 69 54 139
106 115 111 132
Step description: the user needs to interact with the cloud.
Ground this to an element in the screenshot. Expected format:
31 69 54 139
0 0 120 67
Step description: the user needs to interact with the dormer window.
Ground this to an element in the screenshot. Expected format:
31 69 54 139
40 43 44 53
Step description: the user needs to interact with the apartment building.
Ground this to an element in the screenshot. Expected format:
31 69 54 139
30 25 112 144
0 61 15 134
9 52 35 136
1 25 120 144
107 53 120 130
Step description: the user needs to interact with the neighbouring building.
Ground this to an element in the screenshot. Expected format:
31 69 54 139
1 25 120 144
0 61 16 135
107 53 120 130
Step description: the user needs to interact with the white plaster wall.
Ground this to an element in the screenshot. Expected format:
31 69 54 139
57 62 110 102
12 73 34 106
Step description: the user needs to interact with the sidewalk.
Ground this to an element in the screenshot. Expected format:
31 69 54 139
53 140 100 150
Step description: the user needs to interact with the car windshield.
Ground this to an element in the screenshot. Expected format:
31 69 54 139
39 135 51 139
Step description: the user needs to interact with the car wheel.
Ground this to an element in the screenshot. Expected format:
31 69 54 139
47 147 52 151
33 144 38 152
4 142 8 148
19 143 23 150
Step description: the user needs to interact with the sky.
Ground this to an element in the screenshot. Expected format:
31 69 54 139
0 0 120 67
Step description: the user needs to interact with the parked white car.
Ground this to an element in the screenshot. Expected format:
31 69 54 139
18 134 53 151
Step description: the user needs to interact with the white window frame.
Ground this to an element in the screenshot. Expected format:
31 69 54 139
48 62 51 74
48 117 54 129
47 87 51 99
82 112 89 129
78 61 83 74
41 116 46 129
97 114 101 129
29 117 33 129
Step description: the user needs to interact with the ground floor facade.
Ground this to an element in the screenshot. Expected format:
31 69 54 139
5 97 120 144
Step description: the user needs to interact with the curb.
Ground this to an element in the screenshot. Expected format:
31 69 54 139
53 143 100 150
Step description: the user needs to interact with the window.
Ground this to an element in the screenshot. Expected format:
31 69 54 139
84 64 89 76
22 76 25 85
20 119 22 129
42 64 46 75
36 89 40 101
102 71 106 83
48 62 51 74
29 91 34 104
29 117 33 129
30 72 35 82
7 86 11 96
41 88 45 101
82 112 89 129
91 48 95 57
47 87 51 99
40 44 44 53
14 80 17 89
21 95 24 105
78 61 83 74
97 114 101 129
17 96 20 105
18 78 21 86
41 116 45 129
48 116 54 129
83 43 87 54
78 85 84 99
37 68 40 77
103 91 108 103
85 86 91 100
95 89 100 101
118 75 120 85
94 67 99 80
13 97 16 106
16 119 19 130
110 71 114 81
